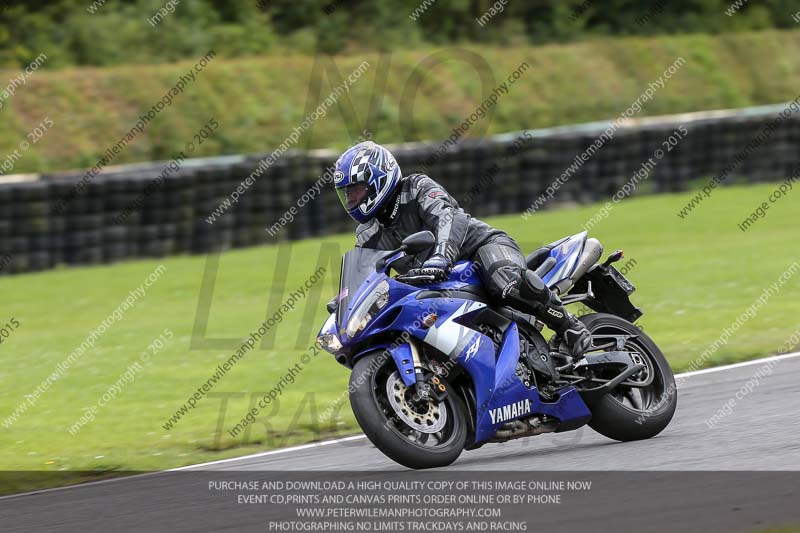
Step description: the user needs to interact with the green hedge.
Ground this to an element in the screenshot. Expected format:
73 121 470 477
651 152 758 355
2 29 800 175
0 0 797 68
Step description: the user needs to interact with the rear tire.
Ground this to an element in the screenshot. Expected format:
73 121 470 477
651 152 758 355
579 313 677 441
349 351 467 469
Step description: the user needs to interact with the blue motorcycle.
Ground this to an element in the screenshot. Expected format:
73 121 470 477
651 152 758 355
317 230 677 469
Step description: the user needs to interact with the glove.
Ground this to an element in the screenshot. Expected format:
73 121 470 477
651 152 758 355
419 254 451 281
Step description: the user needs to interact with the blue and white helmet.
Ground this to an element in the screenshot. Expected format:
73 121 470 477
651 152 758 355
333 141 401 223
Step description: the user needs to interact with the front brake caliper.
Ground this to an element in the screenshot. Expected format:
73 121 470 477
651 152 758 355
412 374 448 404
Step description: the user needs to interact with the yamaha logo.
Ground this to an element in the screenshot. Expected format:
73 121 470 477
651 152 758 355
489 399 532 424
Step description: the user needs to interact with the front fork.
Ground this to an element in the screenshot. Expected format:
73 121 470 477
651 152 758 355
352 340 448 404
406 339 449 403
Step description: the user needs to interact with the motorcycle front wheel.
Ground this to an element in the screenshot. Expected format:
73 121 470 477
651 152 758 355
349 350 467 469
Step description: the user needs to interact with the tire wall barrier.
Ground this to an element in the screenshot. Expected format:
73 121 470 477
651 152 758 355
0 103 797 275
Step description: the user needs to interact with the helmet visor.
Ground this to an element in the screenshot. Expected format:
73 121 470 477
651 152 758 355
337 183 370 211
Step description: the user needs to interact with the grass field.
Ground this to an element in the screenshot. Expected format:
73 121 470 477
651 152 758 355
3 29 800 174
0 182 798 491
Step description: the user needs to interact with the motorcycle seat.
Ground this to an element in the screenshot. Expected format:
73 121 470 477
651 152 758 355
525 245 556 277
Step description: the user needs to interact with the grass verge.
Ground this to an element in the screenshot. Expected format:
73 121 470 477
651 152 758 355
2 29 800 174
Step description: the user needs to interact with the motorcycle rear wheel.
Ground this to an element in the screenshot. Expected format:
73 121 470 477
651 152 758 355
349 350 467 469
578 313 677 441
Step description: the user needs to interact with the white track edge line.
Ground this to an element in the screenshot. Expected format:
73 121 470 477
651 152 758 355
675 351 800 378
168 435 368 471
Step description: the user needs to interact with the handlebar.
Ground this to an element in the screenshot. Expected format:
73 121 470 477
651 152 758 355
394 269 437 285
395 269 442 285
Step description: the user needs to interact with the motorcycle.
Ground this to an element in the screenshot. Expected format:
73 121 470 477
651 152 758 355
316 230 677 469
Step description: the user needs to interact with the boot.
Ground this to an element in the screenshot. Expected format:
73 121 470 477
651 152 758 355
554 313 592 359
515 271 592 359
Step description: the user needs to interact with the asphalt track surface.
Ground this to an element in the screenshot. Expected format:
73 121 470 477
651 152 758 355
3 353 800 532
181 352 800 472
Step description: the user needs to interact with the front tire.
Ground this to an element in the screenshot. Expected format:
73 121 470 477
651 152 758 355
579 313 677 441
349 351 467 469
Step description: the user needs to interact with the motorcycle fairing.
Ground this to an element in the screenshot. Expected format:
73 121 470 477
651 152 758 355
347 286 592 445
333 253 594 446
542 231 587 287
463 323 592 443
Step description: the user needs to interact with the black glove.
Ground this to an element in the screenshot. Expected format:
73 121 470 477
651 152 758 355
418 254 451 281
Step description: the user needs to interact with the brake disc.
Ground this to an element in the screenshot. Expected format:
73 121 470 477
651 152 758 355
386 372 447 433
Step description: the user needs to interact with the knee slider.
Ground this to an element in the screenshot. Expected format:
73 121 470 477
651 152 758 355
519 270 551 304
485 262 523 301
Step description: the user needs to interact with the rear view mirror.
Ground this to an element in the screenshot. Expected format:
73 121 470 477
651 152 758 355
377 231 436 272
401 231 435 252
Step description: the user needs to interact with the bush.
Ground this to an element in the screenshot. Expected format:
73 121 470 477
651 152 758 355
0 0 798 68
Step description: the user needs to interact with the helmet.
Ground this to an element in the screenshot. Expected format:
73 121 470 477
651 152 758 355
333 141 401 223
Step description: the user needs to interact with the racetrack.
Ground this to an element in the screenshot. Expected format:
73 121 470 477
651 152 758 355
4 184 797 475
178 352 800 472
3 354 800 532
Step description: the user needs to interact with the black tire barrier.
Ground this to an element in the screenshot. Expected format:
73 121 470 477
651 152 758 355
0 104 798 275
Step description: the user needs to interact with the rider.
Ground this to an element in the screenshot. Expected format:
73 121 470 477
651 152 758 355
333 141 591 358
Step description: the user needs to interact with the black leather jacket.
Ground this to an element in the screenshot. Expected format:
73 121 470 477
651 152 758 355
355 174 507 269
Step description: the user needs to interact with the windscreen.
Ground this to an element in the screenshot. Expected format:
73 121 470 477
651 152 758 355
336 247 386 326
